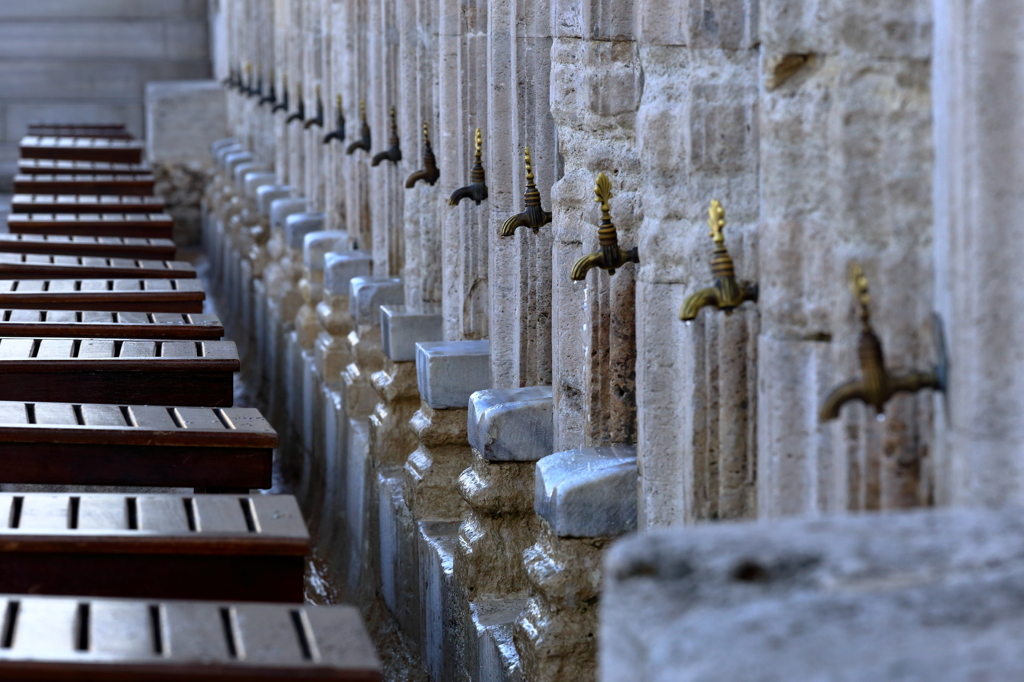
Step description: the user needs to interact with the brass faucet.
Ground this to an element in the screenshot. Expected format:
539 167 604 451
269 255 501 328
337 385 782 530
259 69 277 106
322 94 346 144
500 147 552 236
243 63 254 96
678 200 758 321
271 75 290 114
819 263 945 421
570 173 639 280
448 128 488 206
345 100 372 155
304 86 325 129
286 82 306 124
405 121 439 187
371 106 403 166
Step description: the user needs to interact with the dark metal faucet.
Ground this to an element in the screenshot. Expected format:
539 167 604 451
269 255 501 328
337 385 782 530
323 94 346 144
371 107 403 166
406 122 440 188
570 173 638 280
271 75 290 114
304 86 325 129
286 82 306 124
345 100 372 155
448 128 488 206
500 147 552 236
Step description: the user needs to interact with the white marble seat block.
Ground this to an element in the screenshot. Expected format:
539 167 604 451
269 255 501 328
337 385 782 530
535 446 638 538
286 213 327 250
244 172 277 198
324 251 373 296
467 386 554 462
415 341 491 410
234 161 268 188
215 144 244 166
211 137 237 155
304 231 349 271
270 198 307 231
349 276 404 326
380 305 443 362
258 185 292 216
600 507 1024 682
223 151 253 176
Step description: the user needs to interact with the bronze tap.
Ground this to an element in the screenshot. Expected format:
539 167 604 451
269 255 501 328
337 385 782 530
243 63 254 95
405 121 440 187
570 173 639 280
500 147 552 236
819 263 946 421
371 106 403 166
271 75 290 114
448 128 488 206
345 100 372 155
286 82 306 124
259 70 277 106
304 86 325 129
679 200 758 321
322 94 346 144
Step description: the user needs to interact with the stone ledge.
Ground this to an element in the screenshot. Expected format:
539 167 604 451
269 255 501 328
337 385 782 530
601 507 1024 682
381 305 443 363
415 341 491 410
270 198 307 231
535 446 637 538
467 387 554 462
286 213 327 250
349 276 404 326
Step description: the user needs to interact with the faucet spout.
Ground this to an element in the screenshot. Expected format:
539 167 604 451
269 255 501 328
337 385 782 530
405 168 434 188
570 252 605 281
286 83 305 124
323 95 346 144
371 106 402 166
500 147 553 236
346 99 372 155
820 379 869 421
679 200 758 321
406 122 440 187
449 128 488 206
304 87 324 129
679 286 721 321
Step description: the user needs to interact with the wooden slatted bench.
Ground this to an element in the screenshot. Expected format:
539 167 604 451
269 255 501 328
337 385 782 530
0 254 195 280
19 136 145 164
0 311 223 340
17 159 149 175
0 595 381 681
27 123 132 139
0 402 273 489
10 195 165 214
0 235 176 260
13 174 156 196
0 339 238 407
0 279 205 313
8 213 173 240
0 493 305 602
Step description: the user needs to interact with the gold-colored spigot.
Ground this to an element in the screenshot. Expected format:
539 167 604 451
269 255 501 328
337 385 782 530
819 263 946 421
371 106 403 166
570 173 639 280
406 121 439 187
259 69 277 106
244 62 254 96
678 200 758 321
286 82 306 124
449 128 488 206
346 99 372 155
323 94 346 144
500 147 552 236
271 74 290 114
304 85 325 129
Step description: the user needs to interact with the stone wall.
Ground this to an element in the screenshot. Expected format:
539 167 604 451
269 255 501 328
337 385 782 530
0 0 211 187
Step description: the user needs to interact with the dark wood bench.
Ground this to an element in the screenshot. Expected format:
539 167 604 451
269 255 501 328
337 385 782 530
0 595 381 681
7 213 174 240
10 195 165 214
0 493 305 602
27 123 132 139
0 254 195 280
0 279 206 313
13 174 156 196
19 136 145 164
0 234 176 260
0 402 274 489
0 311 223 340
0 339 238 406
17 159 149 176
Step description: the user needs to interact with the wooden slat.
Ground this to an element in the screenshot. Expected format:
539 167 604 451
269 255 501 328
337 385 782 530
7 212 173 239
19 136 145 163
18 159 148 175
9 197 165 215
0 311 222 340
0 279 205 314
0 254 193 281
13 174 156 197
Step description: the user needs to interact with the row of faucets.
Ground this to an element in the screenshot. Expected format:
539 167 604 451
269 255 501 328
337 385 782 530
224 66 947 423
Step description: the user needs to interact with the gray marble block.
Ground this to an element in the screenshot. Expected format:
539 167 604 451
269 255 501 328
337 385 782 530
467 386 553 462
324 251 373 296
535 445 637 538
415 341 491 410
257 185 291 216
285 213 326 250
244 172 277 199
304 231 349 271
349 277 404 326
270 198 307 232
380 305 443 362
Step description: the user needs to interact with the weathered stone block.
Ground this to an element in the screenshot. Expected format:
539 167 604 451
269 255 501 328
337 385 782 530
324 251 373 296
381 305 444 363
145 80 227 162
303 230 348 271
233 161 268 188
257 185 291 216
210 137 236 155
270 198 307 231
416 341 492 410
349 277 404 327
286 213 326 250
535 446 638 538
214 143 243 166
222 151 252 176
600 507 1024 682
467 387 554 462
244 172 277 199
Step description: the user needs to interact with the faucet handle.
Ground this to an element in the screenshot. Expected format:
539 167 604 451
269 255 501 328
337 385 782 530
708 199 726 246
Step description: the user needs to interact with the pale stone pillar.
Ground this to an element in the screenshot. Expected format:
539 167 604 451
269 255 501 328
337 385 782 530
325 1 348 235
757 0 935 517
340 0 374 252
934 0 1024 506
